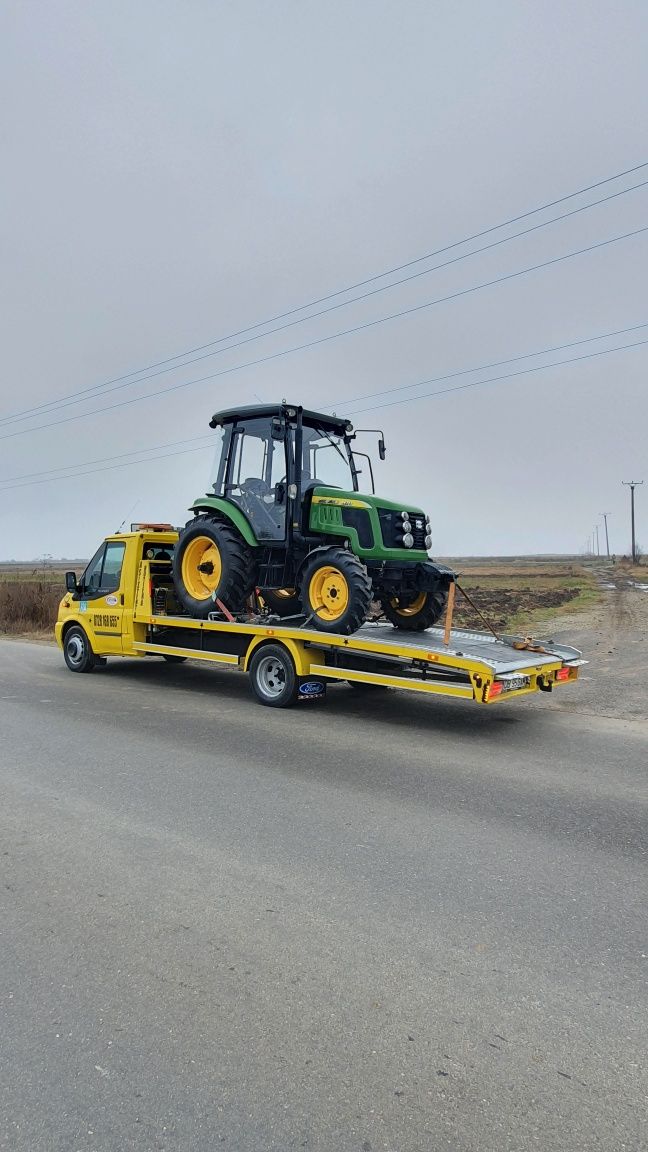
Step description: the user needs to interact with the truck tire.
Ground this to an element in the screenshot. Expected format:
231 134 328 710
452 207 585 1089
380 589 448 631
301 548 372 635
248 643 299 708
63 625 96 673
173 516 255 619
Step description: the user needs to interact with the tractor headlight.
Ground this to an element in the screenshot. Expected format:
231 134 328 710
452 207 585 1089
425 534 433 549
401 519 412 533
403 532 414 548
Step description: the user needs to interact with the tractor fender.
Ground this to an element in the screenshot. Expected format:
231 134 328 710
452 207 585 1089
188 496 258 548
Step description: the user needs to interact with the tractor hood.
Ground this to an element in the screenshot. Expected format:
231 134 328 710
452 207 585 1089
309 487 432 560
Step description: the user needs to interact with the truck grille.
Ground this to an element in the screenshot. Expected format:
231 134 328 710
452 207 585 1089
378 509 427 550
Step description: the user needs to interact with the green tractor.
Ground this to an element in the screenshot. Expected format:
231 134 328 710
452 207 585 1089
172 402 455 634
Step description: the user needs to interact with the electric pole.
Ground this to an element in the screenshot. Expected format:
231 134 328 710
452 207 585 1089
599 513 610 558
622 481 643 563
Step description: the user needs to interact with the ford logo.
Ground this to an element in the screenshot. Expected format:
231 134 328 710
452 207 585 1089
299 681 324 696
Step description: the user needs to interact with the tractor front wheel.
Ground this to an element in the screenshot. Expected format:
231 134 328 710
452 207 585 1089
173 516 255 619
380 589 447 631
301 549 372 635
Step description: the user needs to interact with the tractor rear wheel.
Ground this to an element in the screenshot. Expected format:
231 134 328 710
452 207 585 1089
380 589 447 631
173 516 255 619
301 548 372 634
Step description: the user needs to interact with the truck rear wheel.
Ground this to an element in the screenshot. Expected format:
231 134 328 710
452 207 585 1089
63 625 96 673
173 516 255 619
248 643 299 707
301 548 372 635
380 589 448 631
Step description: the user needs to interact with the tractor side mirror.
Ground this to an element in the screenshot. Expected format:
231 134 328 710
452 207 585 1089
271 418 285 441
65 571 79 594
378 437 386 461
274 481 286 505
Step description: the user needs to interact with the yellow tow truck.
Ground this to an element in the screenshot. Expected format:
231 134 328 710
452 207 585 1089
55 525 584 709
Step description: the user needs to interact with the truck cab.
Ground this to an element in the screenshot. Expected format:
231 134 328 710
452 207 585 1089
56 527 178 663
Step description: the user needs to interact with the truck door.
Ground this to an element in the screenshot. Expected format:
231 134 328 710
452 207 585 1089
77 540 126 654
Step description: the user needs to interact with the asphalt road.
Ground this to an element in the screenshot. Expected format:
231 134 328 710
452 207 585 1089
1 614 647 1151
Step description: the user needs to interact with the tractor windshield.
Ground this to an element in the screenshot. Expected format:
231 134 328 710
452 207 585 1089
302 426 357 492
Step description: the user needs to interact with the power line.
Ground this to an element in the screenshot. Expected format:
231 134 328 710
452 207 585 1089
0 442 213 492
3 165 648 427
2 333 647 493
0 434 213 485
335 319 648 413
0 318 644 486
1 222 646 444
347 335 648 417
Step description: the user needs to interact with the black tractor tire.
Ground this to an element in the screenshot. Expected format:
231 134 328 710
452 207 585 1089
380 589 448 632
162 654 187 664
248 643 299 708
63 625 96 673
173 516 256 619
259 588 302 617
301 548 372 635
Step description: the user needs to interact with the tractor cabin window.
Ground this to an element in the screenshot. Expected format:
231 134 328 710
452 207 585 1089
226 418 288 542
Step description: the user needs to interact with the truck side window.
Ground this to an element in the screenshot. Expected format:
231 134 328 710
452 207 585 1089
101 542 125 592
80 541 125 598
83 546 105 595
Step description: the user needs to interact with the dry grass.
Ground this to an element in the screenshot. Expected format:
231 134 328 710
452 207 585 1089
0 580 64 634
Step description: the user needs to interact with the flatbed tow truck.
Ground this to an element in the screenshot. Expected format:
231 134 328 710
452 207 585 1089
55 527 584 709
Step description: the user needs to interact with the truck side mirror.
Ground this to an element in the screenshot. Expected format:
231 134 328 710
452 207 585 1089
65 571 79 594
378 437 386 461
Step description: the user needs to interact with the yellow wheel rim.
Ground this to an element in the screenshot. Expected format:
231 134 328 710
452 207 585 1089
390 591 427 617
308 565 349 622
182 536 222 601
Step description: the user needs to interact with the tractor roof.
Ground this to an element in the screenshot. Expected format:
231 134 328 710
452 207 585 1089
208 403 352 434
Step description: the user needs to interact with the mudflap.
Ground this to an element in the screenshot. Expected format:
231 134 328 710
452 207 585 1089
297 676 327 702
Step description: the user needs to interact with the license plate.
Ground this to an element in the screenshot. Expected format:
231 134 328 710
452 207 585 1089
505 675 530 691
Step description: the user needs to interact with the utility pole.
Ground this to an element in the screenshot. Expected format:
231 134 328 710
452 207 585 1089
599 513 611 558
622 481 644 563
594 525 600 556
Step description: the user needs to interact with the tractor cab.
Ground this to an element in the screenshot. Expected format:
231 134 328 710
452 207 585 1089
206 403 364 543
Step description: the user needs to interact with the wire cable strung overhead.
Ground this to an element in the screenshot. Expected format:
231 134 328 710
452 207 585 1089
334 319 648 413
1 222 646 443
1 327 646 491
1 164 647 427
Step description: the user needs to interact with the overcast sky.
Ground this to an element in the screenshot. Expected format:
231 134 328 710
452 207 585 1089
1 0 647 560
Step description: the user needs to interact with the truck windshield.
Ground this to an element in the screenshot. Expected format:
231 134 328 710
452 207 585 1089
302 426 357 491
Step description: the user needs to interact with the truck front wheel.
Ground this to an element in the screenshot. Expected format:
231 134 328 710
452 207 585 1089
63 625 96 673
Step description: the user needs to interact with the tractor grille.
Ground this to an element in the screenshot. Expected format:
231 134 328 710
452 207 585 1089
378 509 427 550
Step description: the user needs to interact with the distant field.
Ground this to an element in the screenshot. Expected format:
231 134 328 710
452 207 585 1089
0 555 607 639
